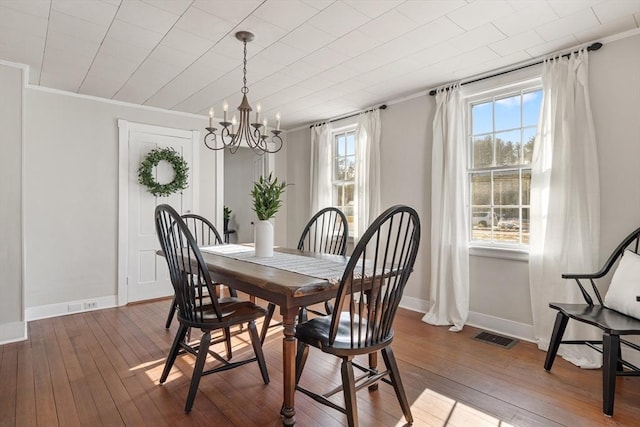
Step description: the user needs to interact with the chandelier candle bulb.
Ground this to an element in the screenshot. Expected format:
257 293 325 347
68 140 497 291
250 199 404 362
262 118 267 136
255 103 261 123
231 115 237 134
276 113 281 130
223 101 228 122
209 108 214 128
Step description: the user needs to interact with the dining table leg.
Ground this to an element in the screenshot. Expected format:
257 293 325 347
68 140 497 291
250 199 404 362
281 307 297 426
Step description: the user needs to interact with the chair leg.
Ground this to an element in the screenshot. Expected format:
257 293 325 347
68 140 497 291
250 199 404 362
165 295 177 329
602 333 619 416
260 303 276 344
382 346 413 424
248 320 270 384
224 327 233 360
298 306 308 323
185 330 211 413
160 324 188 384
341 357 358 427
617 344 623 372
368 352 378 391
544 312 569 371
228 286 238 298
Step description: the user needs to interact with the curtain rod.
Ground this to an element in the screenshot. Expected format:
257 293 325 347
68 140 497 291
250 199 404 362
309 104 387 128
428 41 603 96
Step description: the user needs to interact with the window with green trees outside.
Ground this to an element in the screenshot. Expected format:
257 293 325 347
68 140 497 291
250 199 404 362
469 86 542 247
333 128 356 236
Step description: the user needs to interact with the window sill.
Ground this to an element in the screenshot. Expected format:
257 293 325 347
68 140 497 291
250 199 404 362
469 245 529 262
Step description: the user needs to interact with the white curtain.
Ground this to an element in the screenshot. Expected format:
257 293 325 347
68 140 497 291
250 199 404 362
529 50 601 368
422 85 469 332
355 109 381 239
310 123 332 215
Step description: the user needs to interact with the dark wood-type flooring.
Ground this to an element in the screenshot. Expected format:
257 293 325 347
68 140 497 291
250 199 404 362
1 297 639 426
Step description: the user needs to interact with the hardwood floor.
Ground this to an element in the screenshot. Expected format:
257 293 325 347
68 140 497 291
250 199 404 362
1 298 639 426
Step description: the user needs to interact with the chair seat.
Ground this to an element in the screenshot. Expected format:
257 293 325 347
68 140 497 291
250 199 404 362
295 312 393 354
550 303 640 335
179 298 266 329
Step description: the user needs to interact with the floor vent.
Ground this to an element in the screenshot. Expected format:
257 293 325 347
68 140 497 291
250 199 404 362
473 331 519 349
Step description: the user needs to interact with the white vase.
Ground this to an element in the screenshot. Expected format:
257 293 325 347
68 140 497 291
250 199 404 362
254 220 274 257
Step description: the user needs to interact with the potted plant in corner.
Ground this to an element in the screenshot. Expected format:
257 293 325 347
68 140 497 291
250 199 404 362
223 205 232 233
251 173 287 257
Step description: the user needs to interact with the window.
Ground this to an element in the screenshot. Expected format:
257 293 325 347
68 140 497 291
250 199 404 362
332 127 356 235
468 84 542 248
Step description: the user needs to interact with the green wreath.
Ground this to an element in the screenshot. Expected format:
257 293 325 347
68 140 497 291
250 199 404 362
137 147 189 197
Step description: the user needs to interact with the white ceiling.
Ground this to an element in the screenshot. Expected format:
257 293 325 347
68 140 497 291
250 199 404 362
1 0 639 129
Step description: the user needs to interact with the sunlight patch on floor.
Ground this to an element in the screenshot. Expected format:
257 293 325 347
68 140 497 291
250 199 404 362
129 358 165 372
132 329 260 384
129 357 178 383
395 388 514 427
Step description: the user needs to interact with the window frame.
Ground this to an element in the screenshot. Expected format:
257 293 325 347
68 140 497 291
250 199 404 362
465 78 542 255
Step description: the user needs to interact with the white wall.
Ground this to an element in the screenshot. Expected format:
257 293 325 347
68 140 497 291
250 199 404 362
0 63 25 343
224 147 257 243
284 33 640 339
273 133 289 248
23 88 213 312
287 100 432 309
591 33 640 255
285 126 312 248
379 96 431 308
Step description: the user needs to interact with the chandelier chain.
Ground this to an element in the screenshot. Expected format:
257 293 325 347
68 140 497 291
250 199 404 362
242 40 248 94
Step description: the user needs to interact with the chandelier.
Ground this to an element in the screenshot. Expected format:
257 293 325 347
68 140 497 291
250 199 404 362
204 31 283 154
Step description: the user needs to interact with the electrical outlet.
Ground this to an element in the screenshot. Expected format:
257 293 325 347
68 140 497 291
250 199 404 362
84 301 97 310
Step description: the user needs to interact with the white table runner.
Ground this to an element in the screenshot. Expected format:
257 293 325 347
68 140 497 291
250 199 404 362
200 244 347 284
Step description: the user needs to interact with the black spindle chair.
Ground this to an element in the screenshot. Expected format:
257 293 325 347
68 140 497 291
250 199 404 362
544 226 640 416
297 207 349 255
166 214 237 329
294 205 420 427
164 214 239 359
155 204 269 413
260 207 348 343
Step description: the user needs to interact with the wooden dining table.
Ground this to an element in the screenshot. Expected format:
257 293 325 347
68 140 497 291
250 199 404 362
194 246 347 426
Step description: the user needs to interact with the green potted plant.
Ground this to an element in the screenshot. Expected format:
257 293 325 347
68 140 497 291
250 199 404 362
223 205 232 232
251 173 287 257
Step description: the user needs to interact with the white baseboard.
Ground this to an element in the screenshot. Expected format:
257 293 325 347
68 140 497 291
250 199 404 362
399 296 536 343
26 295 118 321
467 311 536 342
0 321 27 345
399 295 431 313
23 295 535 344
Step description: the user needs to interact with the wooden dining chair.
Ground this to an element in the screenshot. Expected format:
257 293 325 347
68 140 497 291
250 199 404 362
294 205 420 427
163 213 237 359
260 207 348 343
165 214 238 328
297 206 349 256
154 204 269 413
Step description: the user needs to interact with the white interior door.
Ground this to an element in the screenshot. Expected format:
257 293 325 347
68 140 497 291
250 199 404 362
126 127 195 303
